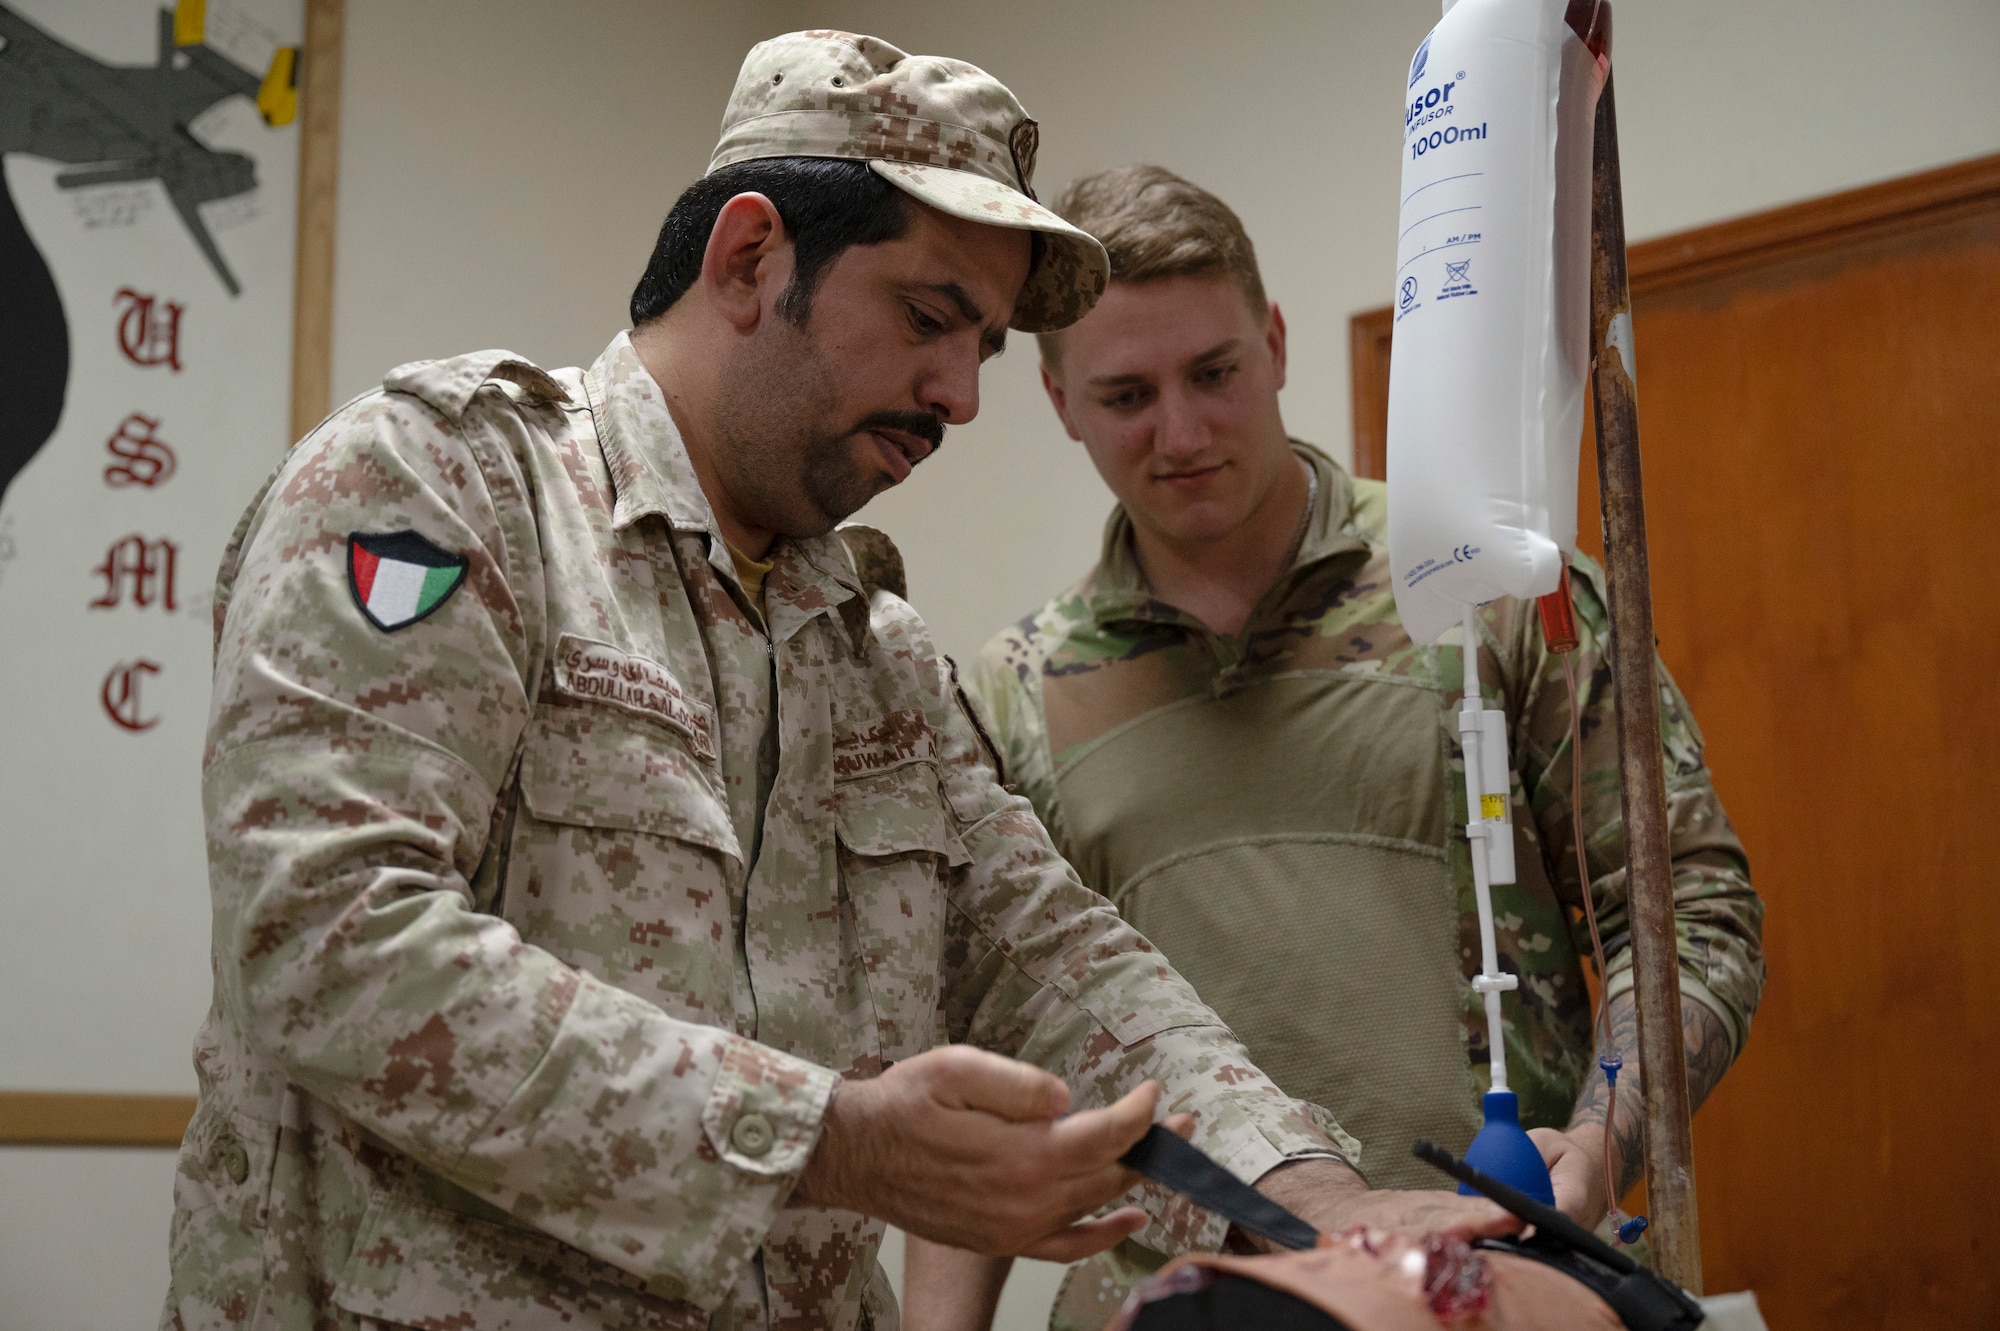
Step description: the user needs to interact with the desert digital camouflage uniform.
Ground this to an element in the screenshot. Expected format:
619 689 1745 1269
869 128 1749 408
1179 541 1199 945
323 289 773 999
966 442 1765 1329
162 334 1361 1331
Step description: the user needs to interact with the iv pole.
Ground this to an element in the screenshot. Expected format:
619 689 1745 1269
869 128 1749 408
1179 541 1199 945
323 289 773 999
1584 22 1704 1292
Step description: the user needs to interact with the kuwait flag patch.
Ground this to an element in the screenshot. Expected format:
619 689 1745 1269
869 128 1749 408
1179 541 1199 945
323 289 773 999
348 531 469 632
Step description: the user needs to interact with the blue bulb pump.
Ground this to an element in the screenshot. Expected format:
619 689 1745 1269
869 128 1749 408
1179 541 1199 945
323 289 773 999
1458 1088 1555 1205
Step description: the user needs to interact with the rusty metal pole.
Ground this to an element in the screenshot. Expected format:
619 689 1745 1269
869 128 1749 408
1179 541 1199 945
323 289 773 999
1587 68 1703 1292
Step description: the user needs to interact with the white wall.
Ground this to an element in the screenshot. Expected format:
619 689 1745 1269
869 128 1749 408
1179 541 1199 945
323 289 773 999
0 1149 182 1331
793 0 2000 662
8 2 1996 1327
337 0 2000 668
329 0 2000 667
327 0 767 396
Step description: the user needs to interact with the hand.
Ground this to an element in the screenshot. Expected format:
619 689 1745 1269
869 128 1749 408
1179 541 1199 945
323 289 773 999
1246 1158 1519 1250
1529 1125 1611 1230
899 1112 1197 1331
793 1045 1163 1262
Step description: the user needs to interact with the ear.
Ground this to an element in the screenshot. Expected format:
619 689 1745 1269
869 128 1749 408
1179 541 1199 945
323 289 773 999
1265 300 1289 392
1040 361 1085 442
702 193 790 332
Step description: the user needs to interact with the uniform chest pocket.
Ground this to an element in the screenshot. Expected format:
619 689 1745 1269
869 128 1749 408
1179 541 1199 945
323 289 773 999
834 761 969 1061
513 704 744 1006
520 702 740 858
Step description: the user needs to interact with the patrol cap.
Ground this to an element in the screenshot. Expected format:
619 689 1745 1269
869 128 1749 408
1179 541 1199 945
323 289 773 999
709 31 1110 333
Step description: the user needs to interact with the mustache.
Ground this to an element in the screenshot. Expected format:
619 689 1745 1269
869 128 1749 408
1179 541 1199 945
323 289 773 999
852 410 946 456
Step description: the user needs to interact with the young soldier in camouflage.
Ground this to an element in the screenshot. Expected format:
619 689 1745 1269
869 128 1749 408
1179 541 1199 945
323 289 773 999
903 166 1765 1331
165 37 1511 1331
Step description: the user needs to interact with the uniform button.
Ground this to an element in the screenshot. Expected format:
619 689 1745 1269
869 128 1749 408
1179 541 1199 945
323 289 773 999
730 1113 776 1158
213 1136 250 1185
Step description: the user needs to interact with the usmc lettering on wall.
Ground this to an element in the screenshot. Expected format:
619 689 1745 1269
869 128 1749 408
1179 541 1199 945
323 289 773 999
96 290 186 730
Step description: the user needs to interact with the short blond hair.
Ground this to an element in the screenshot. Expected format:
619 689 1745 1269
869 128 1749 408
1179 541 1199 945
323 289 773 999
1037 164 1268 364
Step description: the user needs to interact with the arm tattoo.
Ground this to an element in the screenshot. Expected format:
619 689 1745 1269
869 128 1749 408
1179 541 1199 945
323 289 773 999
1568 993 1734 1199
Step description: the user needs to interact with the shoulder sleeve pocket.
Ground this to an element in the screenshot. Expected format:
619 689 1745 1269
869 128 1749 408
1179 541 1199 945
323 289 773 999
834 763 971 865
520 704 741 863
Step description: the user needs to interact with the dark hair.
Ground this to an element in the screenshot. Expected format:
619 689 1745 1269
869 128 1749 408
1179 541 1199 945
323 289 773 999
629 157 914 326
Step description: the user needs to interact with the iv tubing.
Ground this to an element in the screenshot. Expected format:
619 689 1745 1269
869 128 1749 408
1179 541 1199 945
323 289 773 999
1563 644 1626 1234
1462 605 1510 1092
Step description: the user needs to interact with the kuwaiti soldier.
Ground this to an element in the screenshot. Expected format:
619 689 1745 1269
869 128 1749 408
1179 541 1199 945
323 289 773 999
903 166 1765 1330
163 38 1515 1331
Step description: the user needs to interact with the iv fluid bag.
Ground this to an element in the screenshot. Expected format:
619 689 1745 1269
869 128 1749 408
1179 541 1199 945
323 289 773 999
1386 0 1606 645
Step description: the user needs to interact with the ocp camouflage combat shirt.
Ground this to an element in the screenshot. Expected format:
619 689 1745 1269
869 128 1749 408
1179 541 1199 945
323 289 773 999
967 443 1766 1186
165 336 1356 1331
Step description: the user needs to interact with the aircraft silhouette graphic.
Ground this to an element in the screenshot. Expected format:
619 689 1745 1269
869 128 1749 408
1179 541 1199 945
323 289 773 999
0 2 296 506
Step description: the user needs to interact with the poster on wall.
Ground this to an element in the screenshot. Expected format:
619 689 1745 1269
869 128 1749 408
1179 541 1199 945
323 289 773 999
0 0 303 1095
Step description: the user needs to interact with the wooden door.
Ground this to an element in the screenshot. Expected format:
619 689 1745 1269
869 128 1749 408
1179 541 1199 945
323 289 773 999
1351 154 2000 1330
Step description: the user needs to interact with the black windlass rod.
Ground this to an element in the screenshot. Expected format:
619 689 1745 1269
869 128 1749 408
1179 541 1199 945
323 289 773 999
1413 1138 1636 1272
1414 1140 1706 1331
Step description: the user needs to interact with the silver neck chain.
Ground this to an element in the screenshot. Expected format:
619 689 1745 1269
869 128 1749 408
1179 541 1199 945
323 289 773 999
1286 458 1320 568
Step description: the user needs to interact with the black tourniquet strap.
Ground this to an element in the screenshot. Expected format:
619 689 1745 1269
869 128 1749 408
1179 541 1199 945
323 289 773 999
1120 1124 1321 1252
